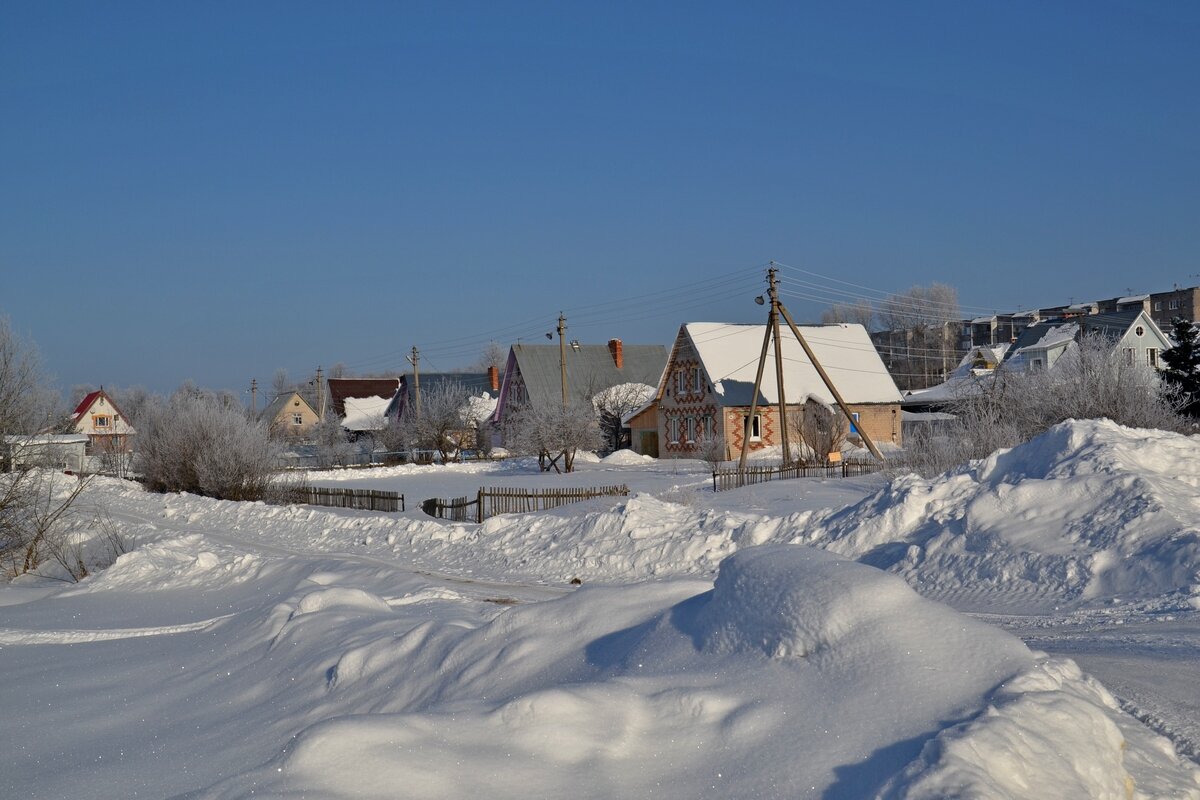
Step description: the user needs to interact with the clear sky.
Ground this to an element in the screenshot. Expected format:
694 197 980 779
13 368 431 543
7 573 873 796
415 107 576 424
3 1 1198 395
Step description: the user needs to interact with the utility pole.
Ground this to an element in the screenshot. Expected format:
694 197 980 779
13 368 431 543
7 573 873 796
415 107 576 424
407 347 421 418
768 267 792 465
314 366 326 420
557 312 568 408
737 267 884 484
250 379 258 415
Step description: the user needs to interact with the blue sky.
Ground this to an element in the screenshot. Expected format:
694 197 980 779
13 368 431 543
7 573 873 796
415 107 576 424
3 1 1198 395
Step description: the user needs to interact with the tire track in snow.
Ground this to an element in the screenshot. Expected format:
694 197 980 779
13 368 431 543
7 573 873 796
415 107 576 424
0 613 234 645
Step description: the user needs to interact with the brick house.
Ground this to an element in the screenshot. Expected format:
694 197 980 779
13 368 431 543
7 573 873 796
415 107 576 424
637 323 903 461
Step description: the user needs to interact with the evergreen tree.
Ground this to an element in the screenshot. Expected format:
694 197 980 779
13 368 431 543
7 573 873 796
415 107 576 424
1161 317 1200 417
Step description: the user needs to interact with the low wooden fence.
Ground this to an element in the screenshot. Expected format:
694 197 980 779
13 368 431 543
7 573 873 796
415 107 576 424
295 487 405 512
421 484 630 523
712 461 880 492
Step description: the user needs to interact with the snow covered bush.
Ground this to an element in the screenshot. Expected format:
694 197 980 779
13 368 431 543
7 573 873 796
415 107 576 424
138 390 280 501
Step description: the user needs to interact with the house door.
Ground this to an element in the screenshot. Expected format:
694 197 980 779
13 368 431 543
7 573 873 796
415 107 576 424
641 431 659 458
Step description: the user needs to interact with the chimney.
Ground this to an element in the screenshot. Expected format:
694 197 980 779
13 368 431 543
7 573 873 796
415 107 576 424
608 338 624 369
488 365 499 391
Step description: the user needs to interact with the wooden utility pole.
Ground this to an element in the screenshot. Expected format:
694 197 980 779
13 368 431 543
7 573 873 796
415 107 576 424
250 379 258 414
768 267 792 465
407 347 421 418
777 304 884 461
557 312 568 408
737 267 884 484
314 366 326 420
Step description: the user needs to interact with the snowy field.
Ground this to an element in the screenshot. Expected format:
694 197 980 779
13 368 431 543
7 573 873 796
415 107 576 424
2 420 1200 798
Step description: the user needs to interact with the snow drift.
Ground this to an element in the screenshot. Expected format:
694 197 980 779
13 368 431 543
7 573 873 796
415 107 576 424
795 419 1200 611
195 546 1197 799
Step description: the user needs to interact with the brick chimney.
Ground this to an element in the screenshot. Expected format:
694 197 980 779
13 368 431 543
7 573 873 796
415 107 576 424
608 338 624 369
487 365 500 391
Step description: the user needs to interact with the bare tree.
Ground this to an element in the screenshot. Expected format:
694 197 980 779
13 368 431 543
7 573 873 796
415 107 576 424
877 283 962 390
410 380 475 462
0 318 95 578
694 433 728 472
820 300 875 329
788 399 847 464
310 418 356 468
592 383 656 454
475 341 507 373
271 368 292 398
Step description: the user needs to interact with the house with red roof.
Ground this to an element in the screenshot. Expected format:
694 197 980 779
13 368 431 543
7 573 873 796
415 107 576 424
71 389 135 455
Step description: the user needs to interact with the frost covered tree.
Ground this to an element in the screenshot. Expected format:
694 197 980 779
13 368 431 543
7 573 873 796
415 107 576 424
506 400 600 473
138 389 280 500
1161 318 1200 418
899 332 1190 476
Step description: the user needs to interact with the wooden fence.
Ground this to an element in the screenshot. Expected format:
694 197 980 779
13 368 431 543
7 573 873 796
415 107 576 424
421 484 630 523
295 487 405 512
712 461 880 492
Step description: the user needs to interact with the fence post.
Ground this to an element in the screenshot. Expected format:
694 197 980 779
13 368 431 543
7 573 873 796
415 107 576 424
476 489 483 523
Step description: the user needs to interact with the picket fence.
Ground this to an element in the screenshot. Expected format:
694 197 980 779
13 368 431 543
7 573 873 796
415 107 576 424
422 484 630 523
295 486 405 512
711 460 879 492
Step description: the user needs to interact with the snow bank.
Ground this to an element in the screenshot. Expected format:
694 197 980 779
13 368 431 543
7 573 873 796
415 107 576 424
601 448 655 465
796 419 1200 611
197 546 1197 799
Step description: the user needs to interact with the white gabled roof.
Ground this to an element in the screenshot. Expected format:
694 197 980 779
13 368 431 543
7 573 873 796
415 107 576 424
682 322 902 406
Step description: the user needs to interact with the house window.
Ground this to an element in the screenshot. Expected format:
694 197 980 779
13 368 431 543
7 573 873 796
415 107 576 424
1135 326 1144 337
1031 358 1043 371
684 415 695 443
691 367 703 395
1124 348 1135 365
667 416 680 444
702 414 714 439
673 370 684 396
746 413 762 442
1148 348 1159 368
1170 299 1180 310
292 413 304 425
94 415 111 428
849 412 860 436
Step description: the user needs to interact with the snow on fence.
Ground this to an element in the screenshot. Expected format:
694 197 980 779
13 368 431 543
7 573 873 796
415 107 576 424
421 484 630 523
296 487 405 512
711 460 879 491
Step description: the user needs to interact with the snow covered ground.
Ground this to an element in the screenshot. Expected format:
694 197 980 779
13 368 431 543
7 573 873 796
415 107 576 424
2 420 1199 797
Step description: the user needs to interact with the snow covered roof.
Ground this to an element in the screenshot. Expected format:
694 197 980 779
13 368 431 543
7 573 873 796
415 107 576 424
3 434 89 445
326 379 401 420
1117 295 1149 305
682 322 902 406
971 315 996 324
341 395 392 431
